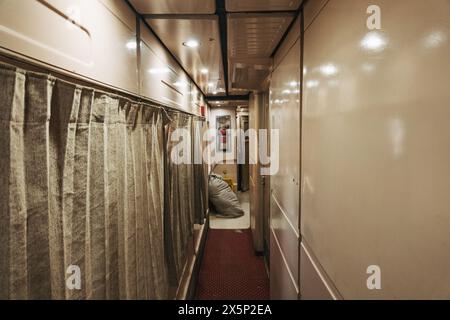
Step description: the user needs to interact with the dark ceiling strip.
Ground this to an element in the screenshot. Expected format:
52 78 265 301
270 1 308 58
226 10 298 15
207 94 250 101
216 0 229 96
229 11 298 18
141 14 216 20
124 0 208 99
142 10 298 17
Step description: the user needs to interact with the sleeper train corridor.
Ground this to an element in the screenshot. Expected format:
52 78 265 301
0 0 449 302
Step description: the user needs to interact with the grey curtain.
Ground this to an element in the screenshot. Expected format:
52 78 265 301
193 118 208 225
164 112 195 284
0 62 168 299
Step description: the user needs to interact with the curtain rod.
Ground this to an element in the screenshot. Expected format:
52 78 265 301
0 50 205 119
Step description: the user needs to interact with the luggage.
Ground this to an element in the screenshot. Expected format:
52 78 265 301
208 174 244 218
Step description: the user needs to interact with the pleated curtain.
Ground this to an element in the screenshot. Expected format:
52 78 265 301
0 62 169 299
164 113 195 284
193 118 208 225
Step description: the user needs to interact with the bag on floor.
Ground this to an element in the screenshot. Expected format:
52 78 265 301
208 174 244 218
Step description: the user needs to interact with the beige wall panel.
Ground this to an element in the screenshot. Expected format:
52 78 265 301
273 15 301 70
271 194 299 285
0 0 139 94
249 93 264 251
303 0 329 31
302 0 450 299
270 39 301 232
139 23 195 113
300 243 338 300
269 24 301 300
270 229 299 300
99 0 136 30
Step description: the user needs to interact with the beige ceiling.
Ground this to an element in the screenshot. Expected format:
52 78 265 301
146 17 226 96
210 100 249 108
228 13 294 92
129 0 216 14
130 0 302 100
226 0 302 12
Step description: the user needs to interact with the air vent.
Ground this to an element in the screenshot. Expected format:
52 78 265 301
226 0 302 12
228 14 294 58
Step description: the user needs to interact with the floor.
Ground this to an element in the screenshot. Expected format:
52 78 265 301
209 191 250 229
197 190 269 300
196 229 270 300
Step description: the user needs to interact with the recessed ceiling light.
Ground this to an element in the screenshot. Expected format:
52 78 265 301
183 39 200 48
200 68 209 74
208 82 215 87
213 91 218 95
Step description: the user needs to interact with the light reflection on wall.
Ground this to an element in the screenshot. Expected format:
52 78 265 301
319 63 338 77
389 118 405 158
360 31 388 53
306 79 319 88
423 30 447 48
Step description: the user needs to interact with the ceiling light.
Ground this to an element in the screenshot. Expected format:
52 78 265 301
200 68 209 74
183 39 200 48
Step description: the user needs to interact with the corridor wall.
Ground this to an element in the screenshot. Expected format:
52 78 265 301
301 0 450 299
269 16 301 300
0 0 206 115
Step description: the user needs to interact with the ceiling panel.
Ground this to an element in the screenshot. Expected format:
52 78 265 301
130 0 216 14
147 17 226 96
229 88 250 96
226 0 302 12
228 14 294 58
228 13 293 92
208 100 249 108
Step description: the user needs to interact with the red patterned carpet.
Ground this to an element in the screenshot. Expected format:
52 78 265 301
196 229 270 300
